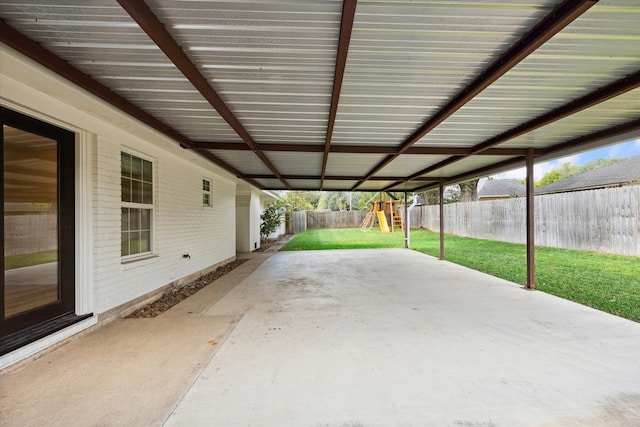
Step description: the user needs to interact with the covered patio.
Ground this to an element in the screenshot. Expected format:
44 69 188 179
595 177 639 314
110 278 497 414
3 248 639 426
1 1 640 419
2 0 639 296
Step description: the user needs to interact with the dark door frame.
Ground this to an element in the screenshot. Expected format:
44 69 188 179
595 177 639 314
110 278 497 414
1 106 76 337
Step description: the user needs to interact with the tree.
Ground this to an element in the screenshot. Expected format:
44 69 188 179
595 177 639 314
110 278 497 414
277 191 320 212
351 192 379 210
417 189 439 205
317 192 350 211
534 158 623 187
582 157 622 172
535 169 563 188
260 203 282 242
458 179 479 202
416 185 466 205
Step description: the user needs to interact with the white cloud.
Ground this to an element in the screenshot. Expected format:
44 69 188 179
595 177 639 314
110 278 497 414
555 153 582 165
492 167 525 181
488 156 578 183
607 144 625 158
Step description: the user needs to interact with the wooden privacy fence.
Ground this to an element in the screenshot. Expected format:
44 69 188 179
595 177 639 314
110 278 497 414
289 211 308 235
288 210 368 234
409 185 640 257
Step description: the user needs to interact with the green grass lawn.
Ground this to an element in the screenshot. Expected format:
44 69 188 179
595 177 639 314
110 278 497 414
4 249 58 270
282 228 640 322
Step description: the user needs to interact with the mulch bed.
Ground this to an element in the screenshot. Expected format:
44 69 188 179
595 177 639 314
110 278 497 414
126 258 248 318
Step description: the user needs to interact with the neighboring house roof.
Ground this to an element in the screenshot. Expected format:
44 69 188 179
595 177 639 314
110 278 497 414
535 156 640 195
478 179 526 198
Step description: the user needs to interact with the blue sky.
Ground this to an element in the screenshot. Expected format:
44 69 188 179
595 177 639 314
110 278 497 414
489 138 640 182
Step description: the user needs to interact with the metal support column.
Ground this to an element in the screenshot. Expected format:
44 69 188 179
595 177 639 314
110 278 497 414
526 148 536 289
439 180 445 260
404 192 409 248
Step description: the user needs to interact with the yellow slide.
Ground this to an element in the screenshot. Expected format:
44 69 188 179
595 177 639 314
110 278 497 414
376 211 390 233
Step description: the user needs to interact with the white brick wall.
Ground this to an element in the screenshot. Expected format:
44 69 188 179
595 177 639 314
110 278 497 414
92 138 236 313
1 45 240 318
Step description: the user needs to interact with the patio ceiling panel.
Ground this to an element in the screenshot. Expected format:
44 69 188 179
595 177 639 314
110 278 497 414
279 179 322 190
330 0 563 148
322 180 360 191
324 153 387 178
415 0 640 150
206 149 272 176
267 152 323 176
252 178 284 190
374 154 451 178
0 0 244 143
150 0 342 146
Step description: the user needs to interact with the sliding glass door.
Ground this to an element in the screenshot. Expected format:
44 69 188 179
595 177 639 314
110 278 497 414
1 107 75 337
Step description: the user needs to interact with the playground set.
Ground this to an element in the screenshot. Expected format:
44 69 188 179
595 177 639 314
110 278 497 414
360 194 404 233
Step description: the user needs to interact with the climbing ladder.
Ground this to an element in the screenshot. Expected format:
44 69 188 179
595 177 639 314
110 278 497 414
359 211 376 231
391 211 403 231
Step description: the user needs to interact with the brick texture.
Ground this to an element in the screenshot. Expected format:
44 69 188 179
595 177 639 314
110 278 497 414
92 137 236 313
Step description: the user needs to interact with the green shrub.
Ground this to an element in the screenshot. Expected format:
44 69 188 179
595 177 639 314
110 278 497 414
260 203 282 242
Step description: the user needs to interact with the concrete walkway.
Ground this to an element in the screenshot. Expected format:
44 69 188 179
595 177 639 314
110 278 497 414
2 248 640 426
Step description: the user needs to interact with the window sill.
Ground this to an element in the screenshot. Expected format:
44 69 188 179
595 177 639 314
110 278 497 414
121 254 159 269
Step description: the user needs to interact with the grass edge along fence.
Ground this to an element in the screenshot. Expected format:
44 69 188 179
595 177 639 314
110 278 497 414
282 228 640 323
410 185 639 257
289 186 640 257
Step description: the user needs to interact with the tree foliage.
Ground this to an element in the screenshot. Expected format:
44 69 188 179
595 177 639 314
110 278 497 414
317 192 349 211
276 191 320 212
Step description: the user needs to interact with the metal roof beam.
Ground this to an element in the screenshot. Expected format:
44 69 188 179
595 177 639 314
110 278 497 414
191 142 537 156
320 0 357 190
352 0 598 191
117 0 291 190
0 20 265 190
243 174 441 182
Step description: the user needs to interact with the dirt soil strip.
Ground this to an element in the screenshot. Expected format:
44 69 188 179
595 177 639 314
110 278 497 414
127 258 248 318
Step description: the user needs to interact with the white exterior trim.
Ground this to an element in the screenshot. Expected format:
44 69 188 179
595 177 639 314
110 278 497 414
75 130 94 315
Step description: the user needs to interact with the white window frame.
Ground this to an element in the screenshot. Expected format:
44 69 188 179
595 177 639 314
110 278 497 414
202 178 212 207
121 151 154 260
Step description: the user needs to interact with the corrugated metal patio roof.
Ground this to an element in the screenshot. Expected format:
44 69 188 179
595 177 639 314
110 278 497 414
1 0 639 191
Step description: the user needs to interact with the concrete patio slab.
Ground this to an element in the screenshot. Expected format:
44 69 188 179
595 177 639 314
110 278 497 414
166 249 640 427
1 315 238 426
0 251 275 426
